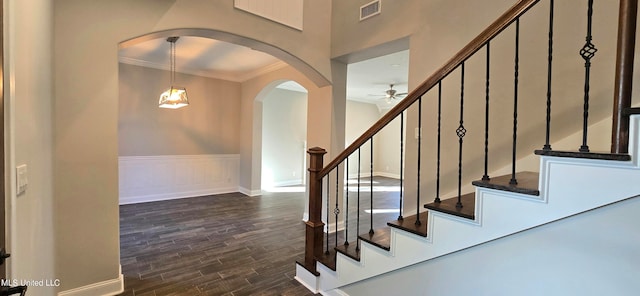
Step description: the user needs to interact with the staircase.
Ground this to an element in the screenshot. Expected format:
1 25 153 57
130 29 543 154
296 0 640 294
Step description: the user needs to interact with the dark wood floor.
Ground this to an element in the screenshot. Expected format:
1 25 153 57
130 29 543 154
119 177 400 296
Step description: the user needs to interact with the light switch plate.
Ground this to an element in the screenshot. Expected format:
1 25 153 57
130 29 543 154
16 164 27 195
415 127 422 139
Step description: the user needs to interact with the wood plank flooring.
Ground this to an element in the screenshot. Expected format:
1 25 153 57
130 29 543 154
119 177 401 295
119 190 315 296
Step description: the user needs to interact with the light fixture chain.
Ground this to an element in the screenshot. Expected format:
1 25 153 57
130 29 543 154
171 39 175 85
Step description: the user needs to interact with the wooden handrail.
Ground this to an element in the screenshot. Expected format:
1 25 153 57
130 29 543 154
318 0 540 178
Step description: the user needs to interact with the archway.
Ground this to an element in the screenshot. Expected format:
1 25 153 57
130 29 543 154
119 29 329 88
117 28 334 199
257 81 309 191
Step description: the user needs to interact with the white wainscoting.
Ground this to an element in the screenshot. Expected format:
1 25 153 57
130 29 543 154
119 155 240 205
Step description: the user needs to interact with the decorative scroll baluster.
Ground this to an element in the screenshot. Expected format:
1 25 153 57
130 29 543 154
325 174 330 255
344 158 349 246
416 96 423 225
543 0 555 151
398 111 404 221
334 165 339 248
579 0 597 153
482 42 491 181
510 19 520 185
435 82 442 203
356 148 361 251
456 63 466 209
369 137 374 234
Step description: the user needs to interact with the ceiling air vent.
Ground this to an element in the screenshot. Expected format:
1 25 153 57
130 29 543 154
360 0 381 21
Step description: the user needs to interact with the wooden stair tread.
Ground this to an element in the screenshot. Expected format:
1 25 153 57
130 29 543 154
334 242 360 262
472 171 540 195
315 249 337 271
387 212 429 237
358 227 391 251
424 193 475 220
295 260 320 276
535 149 631 161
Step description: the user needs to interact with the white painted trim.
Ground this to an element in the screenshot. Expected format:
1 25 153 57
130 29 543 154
325 220 345 234
119 187 239 205
322 288 350 296
374 171 400 179
119 154 240 204
272 179 304 187
57 273 123 296
347 172 400 179
239 186 263 197
302 117 640 292
237 61 288 82
4 0 18 279
295 264 320 293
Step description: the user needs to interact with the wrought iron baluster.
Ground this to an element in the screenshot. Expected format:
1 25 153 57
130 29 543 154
483 42 491 181
416 96 423 225
356 148 361 251
543 0 555 151
510 19 520 185
580 0 597 152
435 82 442 203
344 158 349 246
334 164 339 249
398 111 404 221
456 63 466 209
369 137 375 234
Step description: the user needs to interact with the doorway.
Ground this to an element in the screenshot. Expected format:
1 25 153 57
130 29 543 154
260 81 308 191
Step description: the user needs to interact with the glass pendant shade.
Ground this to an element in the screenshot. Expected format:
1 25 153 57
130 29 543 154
159 87 189 109
159 36 189 109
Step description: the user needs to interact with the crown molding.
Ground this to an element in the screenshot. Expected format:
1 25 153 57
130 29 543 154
118 57 288 82
237 61 288 81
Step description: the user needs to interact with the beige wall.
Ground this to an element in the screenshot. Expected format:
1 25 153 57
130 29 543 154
53 0 332 292
119 63 241 156
6 0 56 295
345 100 379 176
332 0 623 216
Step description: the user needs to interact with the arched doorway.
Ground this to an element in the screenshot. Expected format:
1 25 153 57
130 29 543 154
258 81 308 191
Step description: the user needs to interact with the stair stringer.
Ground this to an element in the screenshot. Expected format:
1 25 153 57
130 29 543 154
297 115 640 294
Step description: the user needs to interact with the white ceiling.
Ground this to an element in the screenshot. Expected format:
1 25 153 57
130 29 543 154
119 36 409 108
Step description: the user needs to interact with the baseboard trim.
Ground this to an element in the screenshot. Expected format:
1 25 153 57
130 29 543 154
239 187 262 197
272 179 304 187
57 273 123 296
322 288 350 296
374 172 401 179
347 172 400 179
119 187 238 205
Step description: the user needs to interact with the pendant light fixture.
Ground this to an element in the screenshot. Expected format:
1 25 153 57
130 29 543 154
159 36 189 109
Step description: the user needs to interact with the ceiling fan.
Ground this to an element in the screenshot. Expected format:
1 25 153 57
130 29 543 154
372 84 408 103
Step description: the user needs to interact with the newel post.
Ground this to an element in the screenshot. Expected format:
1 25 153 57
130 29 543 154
304 147 326 274
611 0 638 154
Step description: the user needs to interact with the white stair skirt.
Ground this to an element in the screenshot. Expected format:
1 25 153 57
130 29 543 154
297 115 640 294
